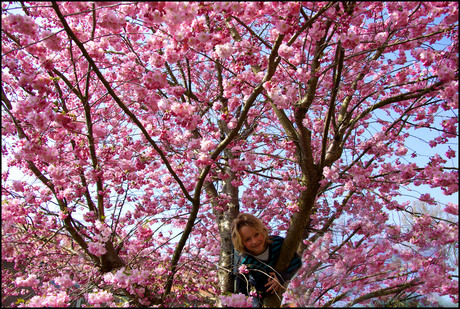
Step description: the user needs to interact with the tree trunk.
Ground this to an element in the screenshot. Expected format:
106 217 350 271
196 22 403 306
216 164 240 303
205 152 240 306
100 241 125 273
216 209 238 295
263 171 322 307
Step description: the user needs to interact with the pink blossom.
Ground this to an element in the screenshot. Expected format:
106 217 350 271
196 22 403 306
31 74 51 94
220 293 253 307
15 274 40 287
17 73 33 88
144 70 168 89
374 32 388 44
213 101 223 111
309 23 325 41
42 30 62 51
386 225 401 238
267 85 290 109
54 274 74 289
263 80 274 91
83 210 96 223
200 138 216 152
238 264 249 274
344 180 354 191
196 32 209 43
215 42 235 59
99 11 126 31
148 53 166 68
340 30 360 49
170 102 195 117
6 14 37 36
276 21 290 34
12 180 25 192
323 166 339 182
164 44 181 63
87 289 114 306
227 117 238 129
419 193 436 205
395 146 408 156
444 202 458 215
196 153 212 168
25 291 70 307
58 211 68 220
390 10 409 28
278 44 295 58
88 242 107 256
287 203 300 213
1 3 458 308
158 98 172 111
418 50 435 66
441 81 458 105
437 64 456 82
155 265 167 276
94 220 112 242
103 268 129 287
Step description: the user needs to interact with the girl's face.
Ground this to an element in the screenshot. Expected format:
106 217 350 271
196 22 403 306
239 225 267 255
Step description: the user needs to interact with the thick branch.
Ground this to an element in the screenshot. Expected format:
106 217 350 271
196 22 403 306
265 97 299 144
344 280 422 307
82 81 104 219
320 42 345 169
346 80 446 131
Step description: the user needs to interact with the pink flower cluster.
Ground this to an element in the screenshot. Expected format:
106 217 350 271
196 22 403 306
103 267 151 290
215 42 235 59
169 101 199 131
21 291 70 307
238 264 249 274
444 202 458 216
4 14 37 36
437 63 457 82
220 293 253 307
87 220 113 256
15 274 40 287
88 242 107 256
200 138 217 153
41 30 62 51
264 82 291 109
102 267 152 304
86 289 114 306
339 29 360 49
99 11 126 31
54 274 74 289
144 70 168 90
94 220 112 242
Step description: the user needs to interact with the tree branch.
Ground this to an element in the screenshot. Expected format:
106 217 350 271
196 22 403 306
344 280 422 307
346 80 446 132
320 41 344 169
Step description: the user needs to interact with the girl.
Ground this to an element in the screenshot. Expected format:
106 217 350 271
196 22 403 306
231 213 302 306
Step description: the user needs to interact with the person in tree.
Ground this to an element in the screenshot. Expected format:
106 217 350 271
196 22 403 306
231 213 302 307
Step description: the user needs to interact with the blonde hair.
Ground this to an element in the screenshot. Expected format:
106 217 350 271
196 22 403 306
231 213 272 253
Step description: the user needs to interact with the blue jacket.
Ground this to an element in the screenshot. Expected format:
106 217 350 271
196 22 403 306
235 235 302 298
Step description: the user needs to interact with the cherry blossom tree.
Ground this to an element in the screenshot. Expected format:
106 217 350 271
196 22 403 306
1 1 458 307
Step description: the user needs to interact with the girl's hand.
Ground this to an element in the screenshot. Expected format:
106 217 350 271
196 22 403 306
265 272 282 294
